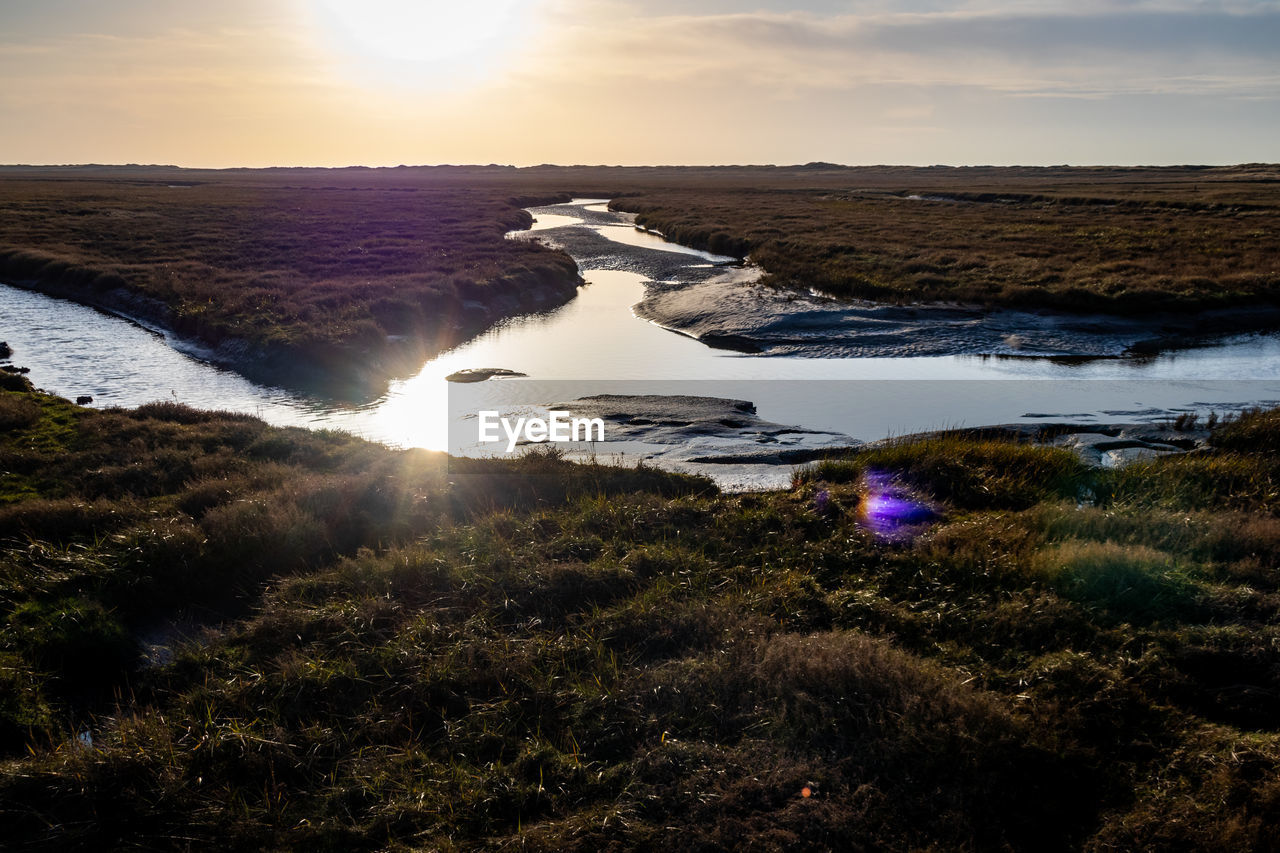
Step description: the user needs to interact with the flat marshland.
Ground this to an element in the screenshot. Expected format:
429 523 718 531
4 372 1280 849
3 163 1280 849
1 164 1278 395
0 170 581 393
611 164 1280 312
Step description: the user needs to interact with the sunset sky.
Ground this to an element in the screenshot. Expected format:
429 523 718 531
1 0 1276 167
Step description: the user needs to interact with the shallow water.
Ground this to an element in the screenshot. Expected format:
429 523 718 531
2 198 1279 487
0 287 328 424
527 212 584 231
586 225 738 263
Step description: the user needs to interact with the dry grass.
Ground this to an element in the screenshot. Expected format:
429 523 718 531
3 164 1278 396
0 171 580 393
5 369 1280 849
611 164 1280 313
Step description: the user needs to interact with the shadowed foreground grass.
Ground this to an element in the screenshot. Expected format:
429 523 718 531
3 380 1280 850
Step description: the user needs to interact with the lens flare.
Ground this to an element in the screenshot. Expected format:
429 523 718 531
858 470 936 540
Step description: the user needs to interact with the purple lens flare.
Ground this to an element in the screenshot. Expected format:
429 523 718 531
857 469 936 540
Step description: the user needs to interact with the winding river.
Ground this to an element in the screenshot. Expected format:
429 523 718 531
3 198 1279 487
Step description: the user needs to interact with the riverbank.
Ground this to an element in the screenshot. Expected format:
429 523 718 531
4 164 1277 397
5 378 1280 849
0 262 581 398
612 163 1280 318
631 263 1280 358
523 197 1280 359
0 173 582 397
515 392 1224 490
5 194 1279 496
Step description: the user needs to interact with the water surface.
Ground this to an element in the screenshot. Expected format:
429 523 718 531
3 198 1278 484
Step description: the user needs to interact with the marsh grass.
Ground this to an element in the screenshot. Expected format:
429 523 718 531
0 393 40 430
613 165 1280 313
0 174 581 393
4 163 1280 847
1032 540 1199 622
3 383 1280 849
3 164 1277 395
800 434 1092 510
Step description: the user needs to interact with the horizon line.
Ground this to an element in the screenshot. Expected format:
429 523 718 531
1 161 1277 172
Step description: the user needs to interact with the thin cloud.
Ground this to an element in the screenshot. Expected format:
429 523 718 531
0 0 1275 165
527 2 1280 97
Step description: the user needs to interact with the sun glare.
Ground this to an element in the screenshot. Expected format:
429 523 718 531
315 0 527 79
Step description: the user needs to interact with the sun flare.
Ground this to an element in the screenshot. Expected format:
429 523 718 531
316 0 525 68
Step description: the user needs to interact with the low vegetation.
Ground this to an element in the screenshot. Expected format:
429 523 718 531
3 165 1278 398
0 170 581 394
612 164 1280 313
3 376 1280 850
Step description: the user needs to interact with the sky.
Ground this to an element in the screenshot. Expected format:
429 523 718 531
0 0 1276 167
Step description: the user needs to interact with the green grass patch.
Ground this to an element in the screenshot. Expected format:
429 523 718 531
1032 540 1200 622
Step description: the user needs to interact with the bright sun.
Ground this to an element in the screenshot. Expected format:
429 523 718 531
316 0 526 69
